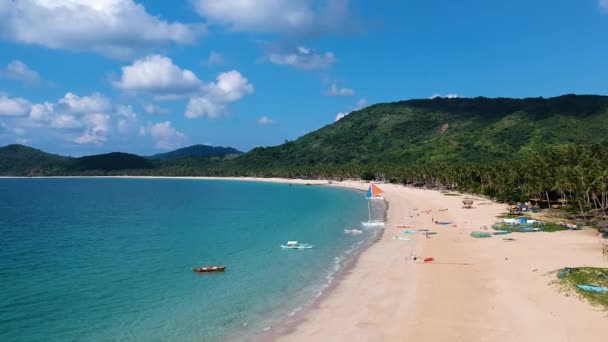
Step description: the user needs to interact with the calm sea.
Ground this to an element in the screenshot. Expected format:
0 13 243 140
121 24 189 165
0 178 373 341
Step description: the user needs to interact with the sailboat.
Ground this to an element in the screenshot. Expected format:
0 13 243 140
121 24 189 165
361 183 386 228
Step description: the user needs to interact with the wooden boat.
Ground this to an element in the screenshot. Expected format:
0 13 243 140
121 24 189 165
192 266 226 273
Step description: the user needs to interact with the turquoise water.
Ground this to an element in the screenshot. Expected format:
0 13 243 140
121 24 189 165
0 178 371 341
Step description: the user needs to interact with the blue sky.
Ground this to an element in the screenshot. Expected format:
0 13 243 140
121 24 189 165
1 0 608 156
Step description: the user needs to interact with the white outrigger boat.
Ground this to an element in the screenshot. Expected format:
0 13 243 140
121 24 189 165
361 221 385 228
281 241 313 250
344 229 363 235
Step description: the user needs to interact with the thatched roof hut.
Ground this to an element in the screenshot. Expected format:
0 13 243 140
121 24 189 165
462 199 474 209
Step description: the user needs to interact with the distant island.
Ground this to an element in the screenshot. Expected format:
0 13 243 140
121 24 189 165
2 95 608 222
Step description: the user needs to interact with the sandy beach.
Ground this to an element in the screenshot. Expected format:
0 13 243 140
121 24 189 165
252 180 608 342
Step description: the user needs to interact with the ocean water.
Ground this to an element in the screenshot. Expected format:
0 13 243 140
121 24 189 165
0 178 373 341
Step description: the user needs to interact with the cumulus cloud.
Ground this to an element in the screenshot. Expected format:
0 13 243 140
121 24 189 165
0 95 31 116
0 60 41 84
149 121 185 149
186 70 254 118
51 115 82 129
258 116 277 125
58 92 112 113
430 93 460 99
113 55 202 96
74 113 111 144
0 0 201 59
268 46 336 70
326 83 354 96
192 0 355 35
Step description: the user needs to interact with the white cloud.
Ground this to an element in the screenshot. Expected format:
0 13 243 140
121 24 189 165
28 102 55 124
192 0 354 35
51 115 82 129
143 104 170 115
430 93 460 99
58 92 112 113
258 116 277 125
113 55 202 96
268 47 336 70
326 83 354 96
0 60 41 84
0 0 201 59
16 138 30 145
0 96 31 116
334 97 367 121
186 70 254 118
600 0 608 11
149 121 185 149
74 113 110 144
186 97 224 119
206 51 225 66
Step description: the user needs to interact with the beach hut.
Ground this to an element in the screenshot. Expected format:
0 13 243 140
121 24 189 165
462 199 474 209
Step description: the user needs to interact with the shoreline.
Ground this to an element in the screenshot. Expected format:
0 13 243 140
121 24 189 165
3 176 608 340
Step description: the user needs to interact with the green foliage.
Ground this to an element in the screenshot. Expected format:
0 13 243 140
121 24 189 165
0 144 69 176
234 95 608 167
71 153 153 172
148 144 242 161
556 267 608 310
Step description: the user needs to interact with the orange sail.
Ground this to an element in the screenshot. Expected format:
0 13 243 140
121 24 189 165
366 183 385 198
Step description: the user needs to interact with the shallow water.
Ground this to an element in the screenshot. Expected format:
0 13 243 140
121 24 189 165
0 178 371 341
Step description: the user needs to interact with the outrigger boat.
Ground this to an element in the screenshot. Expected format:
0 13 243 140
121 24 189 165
344 229 363 235
192 266 226 273
281 241 313 249
362 184 386 228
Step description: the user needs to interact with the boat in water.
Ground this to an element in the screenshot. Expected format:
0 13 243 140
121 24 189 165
361 221 386 228
280 241 313 250
344 229 363 235
192 266 226 273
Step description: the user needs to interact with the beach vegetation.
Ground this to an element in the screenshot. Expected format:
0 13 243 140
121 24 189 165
555 267 608 310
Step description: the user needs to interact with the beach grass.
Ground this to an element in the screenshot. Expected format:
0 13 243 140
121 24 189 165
496 213 530 218
541 222 568 232
555 267 608 310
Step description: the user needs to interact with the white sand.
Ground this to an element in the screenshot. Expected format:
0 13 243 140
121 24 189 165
268 181 608 342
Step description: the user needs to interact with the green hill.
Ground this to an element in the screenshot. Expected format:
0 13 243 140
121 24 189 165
236 94 608 168
71 152 153 172
0 144 70 176
149 144 242 161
